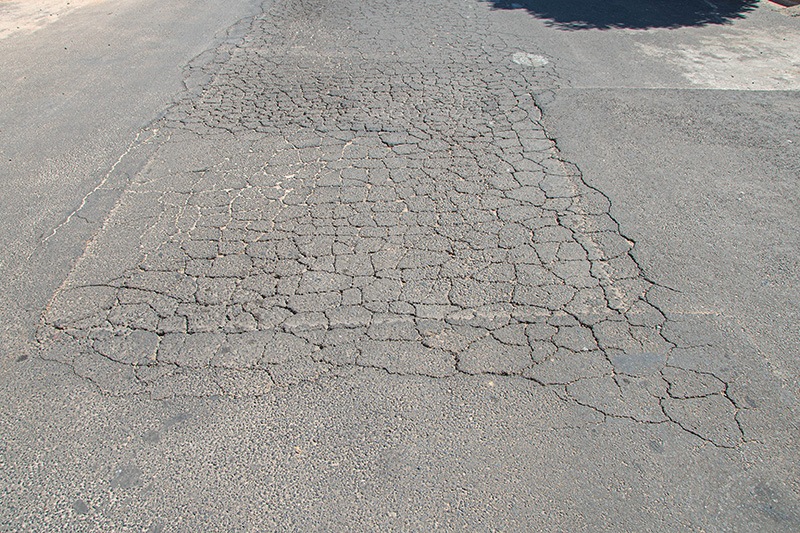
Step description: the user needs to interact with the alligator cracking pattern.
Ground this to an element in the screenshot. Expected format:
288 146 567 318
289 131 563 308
37 0 744 447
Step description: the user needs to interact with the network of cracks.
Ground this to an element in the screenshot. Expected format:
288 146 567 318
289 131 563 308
37 0 745 448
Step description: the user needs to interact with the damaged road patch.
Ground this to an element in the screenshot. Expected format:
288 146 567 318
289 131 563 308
36 0 745 449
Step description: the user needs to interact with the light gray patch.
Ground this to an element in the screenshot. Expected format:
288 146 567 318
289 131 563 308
512 52 550 67
72 500 89 515
609 351 666 376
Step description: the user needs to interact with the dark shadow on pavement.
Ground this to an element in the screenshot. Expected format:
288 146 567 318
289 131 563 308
481 0 759 30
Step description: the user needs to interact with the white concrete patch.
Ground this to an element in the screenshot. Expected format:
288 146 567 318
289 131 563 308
639 29 800 90
0 0 107 39
512 51 549 67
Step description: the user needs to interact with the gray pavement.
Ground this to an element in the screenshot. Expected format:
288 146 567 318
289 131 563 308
1 0 799 530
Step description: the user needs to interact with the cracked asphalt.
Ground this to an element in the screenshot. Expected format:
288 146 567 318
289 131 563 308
1 0 799 530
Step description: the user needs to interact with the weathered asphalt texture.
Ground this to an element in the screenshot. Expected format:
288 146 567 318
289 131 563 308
2 0 799 531
0 0 263 357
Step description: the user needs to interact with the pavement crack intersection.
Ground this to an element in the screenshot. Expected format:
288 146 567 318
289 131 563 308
35 0 743 448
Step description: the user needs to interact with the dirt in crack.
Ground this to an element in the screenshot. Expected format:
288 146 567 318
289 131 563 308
36 0 742 448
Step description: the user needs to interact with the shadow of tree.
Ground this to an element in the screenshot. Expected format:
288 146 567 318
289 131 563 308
481 0 759 30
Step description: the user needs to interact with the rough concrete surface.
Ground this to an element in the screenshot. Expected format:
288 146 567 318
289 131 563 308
1 0 798 531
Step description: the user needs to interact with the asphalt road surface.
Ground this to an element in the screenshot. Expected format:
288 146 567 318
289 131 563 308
1 0 798 530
